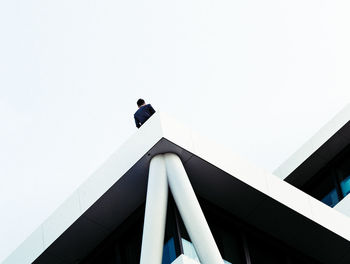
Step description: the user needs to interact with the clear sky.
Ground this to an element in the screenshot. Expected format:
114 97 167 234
0 0 349 262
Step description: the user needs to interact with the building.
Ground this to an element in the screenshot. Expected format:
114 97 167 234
3 109 350 264
275 104 350 213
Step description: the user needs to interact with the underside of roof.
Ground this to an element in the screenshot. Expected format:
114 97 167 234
4 112 350 264
274 104 350 187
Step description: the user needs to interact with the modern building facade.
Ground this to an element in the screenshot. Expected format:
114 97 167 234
3 108 350 264
275 104 350 211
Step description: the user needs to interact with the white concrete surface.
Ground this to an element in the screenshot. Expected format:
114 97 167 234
164 153 224 264
42 192 81 248
140 155 168 264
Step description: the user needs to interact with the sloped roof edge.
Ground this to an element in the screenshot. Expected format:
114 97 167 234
274 104 350 184
3 112 350 264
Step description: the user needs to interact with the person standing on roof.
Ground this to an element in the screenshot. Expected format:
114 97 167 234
134 98 156 128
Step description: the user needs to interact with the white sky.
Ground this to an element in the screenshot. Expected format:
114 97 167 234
0 0 350 262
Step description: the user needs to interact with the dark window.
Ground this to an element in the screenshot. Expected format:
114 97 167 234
307 168 339 207
80 205 145 264
118 221 143 264
80 197 321 264
340 175 350 197
337 154 350 197
302 144 350 207
246 232 286 264
162 196 183 264
204 210 245 263
175 198 320 264
162 238 176 264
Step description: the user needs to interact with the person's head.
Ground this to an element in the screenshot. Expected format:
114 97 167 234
137 98 145 108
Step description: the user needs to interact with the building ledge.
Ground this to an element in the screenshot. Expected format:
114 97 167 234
4 112 350 264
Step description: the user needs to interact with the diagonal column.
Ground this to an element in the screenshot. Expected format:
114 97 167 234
164 153 225 264
140 155 168 264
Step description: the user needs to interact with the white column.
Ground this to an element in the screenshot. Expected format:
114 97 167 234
164 153 224 264
140 155 168 264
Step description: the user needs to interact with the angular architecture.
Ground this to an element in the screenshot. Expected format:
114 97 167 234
3 109 350 264
275 104 350 214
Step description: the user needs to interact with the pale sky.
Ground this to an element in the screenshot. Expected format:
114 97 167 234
1 0 350 262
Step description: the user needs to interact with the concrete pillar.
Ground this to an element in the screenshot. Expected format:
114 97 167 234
164 153 224 264
140 155 168 264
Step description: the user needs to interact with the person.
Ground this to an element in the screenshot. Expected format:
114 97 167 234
134 98 156 128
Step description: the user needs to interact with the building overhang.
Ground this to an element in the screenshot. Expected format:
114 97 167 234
4 112 350 264
274 104 350 188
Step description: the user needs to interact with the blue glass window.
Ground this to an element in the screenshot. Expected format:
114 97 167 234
302 145 350 208
162 238 177 264
340 175 350 197
321 188 339 207
335 152 350 202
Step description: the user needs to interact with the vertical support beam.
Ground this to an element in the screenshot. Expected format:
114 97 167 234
164 153 225 264
140 155 168 264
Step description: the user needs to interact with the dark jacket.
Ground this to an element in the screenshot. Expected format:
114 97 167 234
134 104 156 128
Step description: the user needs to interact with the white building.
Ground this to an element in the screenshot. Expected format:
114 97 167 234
3 108 350 264
275 104 350 215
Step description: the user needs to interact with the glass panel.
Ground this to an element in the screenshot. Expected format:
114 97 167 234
209 224 244 264
321 188 339 207
340 175 350 197
306 167 340 207
80 205 145 264
163 195 182 261
162 238 177 264
337 154 350 198
247 233 286 264
119 222 143 264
